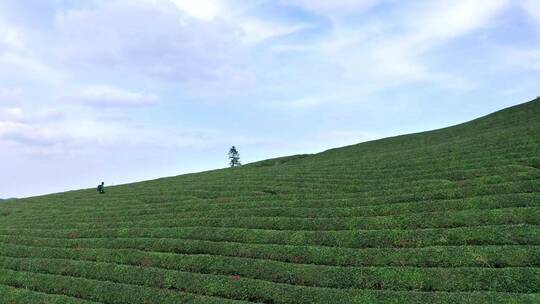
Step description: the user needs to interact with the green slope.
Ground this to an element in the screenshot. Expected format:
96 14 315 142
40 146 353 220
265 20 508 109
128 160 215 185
0 98 539 304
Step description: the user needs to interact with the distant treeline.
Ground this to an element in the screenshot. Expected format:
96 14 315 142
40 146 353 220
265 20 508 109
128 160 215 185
0 198 17 202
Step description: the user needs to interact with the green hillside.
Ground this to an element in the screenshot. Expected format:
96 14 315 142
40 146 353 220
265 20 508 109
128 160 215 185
0 98 539 303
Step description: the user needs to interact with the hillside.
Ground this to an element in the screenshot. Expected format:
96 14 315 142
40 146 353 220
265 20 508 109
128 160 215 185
0 98 539 303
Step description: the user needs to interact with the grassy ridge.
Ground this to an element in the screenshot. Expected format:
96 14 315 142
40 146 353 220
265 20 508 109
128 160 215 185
0 98 539 303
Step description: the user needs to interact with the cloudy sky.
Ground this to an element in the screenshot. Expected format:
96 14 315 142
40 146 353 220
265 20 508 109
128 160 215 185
0 0 539 198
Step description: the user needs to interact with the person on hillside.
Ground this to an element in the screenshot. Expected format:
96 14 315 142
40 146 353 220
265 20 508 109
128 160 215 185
97 182 105 194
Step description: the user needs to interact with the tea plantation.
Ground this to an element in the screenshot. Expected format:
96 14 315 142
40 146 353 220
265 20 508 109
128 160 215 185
0 99 539 303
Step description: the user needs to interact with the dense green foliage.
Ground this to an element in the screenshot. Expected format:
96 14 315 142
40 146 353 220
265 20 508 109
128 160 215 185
0 98 539 303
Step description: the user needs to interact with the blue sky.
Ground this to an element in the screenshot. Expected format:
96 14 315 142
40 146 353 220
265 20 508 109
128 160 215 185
0 0 539 198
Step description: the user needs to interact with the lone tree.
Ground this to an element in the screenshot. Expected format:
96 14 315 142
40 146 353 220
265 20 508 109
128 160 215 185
228 146 241 167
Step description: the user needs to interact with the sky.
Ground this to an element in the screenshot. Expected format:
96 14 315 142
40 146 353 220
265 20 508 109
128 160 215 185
0 0 539 198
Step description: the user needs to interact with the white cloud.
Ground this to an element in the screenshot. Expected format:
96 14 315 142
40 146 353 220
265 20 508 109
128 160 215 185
308 0 511 91
505 48 540 71
54 1 250 89
74 85 158 107
0 106 68 149
239 19 313 44
0 107 64 123
0 107 23 120
0 15 65 84
57 117 268 151
407 0 510 45
3 52 58 76
270 44 314 53
0 26 23 50
169 0 222 20
277 97 324 109
520 0 540 22
0 121 59 147
0 106 160 151
0 16 24 50
283 0 381 15
0 87 22 103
